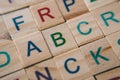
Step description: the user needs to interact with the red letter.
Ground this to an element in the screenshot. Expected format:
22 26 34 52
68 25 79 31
38 7 55 22
109 76 120 80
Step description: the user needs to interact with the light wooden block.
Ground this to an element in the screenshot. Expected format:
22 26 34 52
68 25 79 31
0 69 29 80
67 12 104 46
80 38 120 74
84 0 117 11
3 8 38 39
0 0 27 14
14 31 51 67
0 39 22 77
26 59 63 80
26 0 46 5
42 23 77 56
91 2 120 35
106 31 120 60
30 0 64 30
85 77 95 80
54 48 93 80
55 0 88 20
0 16 10 39
95 67 120 80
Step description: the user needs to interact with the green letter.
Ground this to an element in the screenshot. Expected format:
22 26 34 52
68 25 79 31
51 32 66 47
90 47 109 64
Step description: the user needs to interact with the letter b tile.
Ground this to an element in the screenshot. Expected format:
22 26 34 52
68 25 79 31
80 38 120 74
42 23 77 56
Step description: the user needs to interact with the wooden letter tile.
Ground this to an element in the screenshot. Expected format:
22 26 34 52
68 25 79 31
0 69 29 80
84 0 117 11
67 12 104 46
80 38 120 74
0 0 27 14
91 2 120 35
26 59 63 80
54 48 93 80
0 16 10 39
42 23 77 56
26 0 47 5
55 0 88 20
30 0 64 30
95 67 120 80
3 8 38 39
85 76 95 80
0 39 22 77
14 31 51 67
106 31 120 60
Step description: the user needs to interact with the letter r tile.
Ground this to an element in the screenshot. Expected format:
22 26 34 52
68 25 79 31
14 31 51 67
0 39 22 77
80 38 120 74
42 23 77 56
54 48 93 80
3 8 38 39
95 67 120 80
30 0 64 30
91 2 120 35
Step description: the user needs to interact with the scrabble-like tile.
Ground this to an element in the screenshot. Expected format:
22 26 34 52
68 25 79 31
0 39 22 77
42 23 77 56
80 38 120 74
55 0 88 20
91 2 120 35
26 59 63 80
30 0 64 30
3 8 38 39
0 69 28 80
85 77 95 80
14 31 51 67
84 0 117 11
26 0 46 5
106 31 120 59
0 16 10 39
0 0 27 14
54 48 93 80
67 12 104 46
95 67 120 80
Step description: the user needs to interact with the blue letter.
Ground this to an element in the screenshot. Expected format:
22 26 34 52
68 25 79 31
63 0 75 12
35 67 53 80
90 47 109 65
12 16 24 31
77 21 92 35
101 11 120 27
27 41 42 57
64 58 80 74
0 51 10 68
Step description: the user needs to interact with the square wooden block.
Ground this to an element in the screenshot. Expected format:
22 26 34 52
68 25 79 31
91 2 120 35
56 0 88 20
0 0 27 14
67 12 104 46
26 59 63 80
26 0 46 5
106 31 120 59
3 8 38 39
85 77 95 80
42 23 77 56
80 38 120 74
30 0 64 30
95 67 120 80
0 69 29 80
54 48 93 80
0 16 10 39
0 39 22 77
14 31 51 67
84 0 117 11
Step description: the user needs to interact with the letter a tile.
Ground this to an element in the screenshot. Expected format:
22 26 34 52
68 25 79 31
80 38 120 74
0 39 22 77
42 23 77 56
91 2 120 35
14 31 51 67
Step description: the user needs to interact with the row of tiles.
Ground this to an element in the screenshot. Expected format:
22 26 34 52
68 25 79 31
0 37 120 80
0 0 118 14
